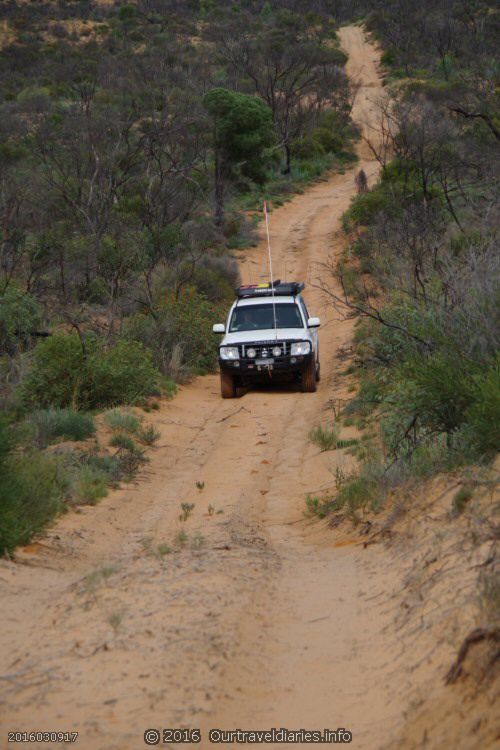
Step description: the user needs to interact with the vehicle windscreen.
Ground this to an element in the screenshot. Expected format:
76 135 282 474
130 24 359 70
229 303 303 332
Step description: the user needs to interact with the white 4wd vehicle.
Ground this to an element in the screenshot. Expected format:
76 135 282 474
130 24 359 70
212 281 320 398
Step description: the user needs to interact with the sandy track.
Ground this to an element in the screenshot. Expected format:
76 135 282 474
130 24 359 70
0 27 403 750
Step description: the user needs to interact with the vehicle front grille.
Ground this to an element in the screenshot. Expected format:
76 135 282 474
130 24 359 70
240 341 288 358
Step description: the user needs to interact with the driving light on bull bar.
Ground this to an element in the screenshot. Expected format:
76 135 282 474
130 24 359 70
220 346 239 360
246 347 256 358
290 341 311 356
272 346 282 357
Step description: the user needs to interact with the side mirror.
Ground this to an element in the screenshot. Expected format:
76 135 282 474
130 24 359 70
307 317 320 328
212 323 225 334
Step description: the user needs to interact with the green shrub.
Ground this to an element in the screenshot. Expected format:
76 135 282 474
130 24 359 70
342 159 436 232
108 433 145 476
21 334 160 410
160 377 177 399
104 409 141 434
335 472 384 519
354 309 415 371
343 187 398 231
312 127 345 154
315 108 354 153
334 459 387 518
406 435 453 478
344 373 383 418
291 136 325 160
291 153 336 181
126 289 224 379
119 448 146 477
21 333 85 409
0 420 147 552
0 421 64 554
403 352 478 436
83 453 122 484
380 48 396 67
29 408 95 448
0 285 41 354
62 446 146 504
350 300 496 463
466 358 500 455
90 340 159 407
73 466 108 506
375 348 480 459
191 265 235 302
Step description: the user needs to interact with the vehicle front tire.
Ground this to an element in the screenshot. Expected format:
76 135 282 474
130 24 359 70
220 370 237 398
300 357 317 393
315 357 321 382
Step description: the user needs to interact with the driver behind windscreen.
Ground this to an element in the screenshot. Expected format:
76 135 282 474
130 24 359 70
241 309 258 329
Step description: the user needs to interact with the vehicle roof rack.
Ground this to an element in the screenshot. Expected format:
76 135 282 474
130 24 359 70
235 280 305 299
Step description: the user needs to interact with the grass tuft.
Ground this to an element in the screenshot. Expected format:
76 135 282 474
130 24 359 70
73 465 109 505
175 530 188 547
29 408 95 448
309 423 340 451
309 422 358 452
104 409 141 434
305 494 330 519
110 433 137 451
451 485 474 515
108 611 124 631
137 424 160 445
156 542 172 557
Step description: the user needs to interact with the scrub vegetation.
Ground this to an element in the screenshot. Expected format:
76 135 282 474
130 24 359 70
316 0 499 520
309 0 499 684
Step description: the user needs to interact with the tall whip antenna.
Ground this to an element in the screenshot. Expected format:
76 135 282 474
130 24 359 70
264 201 278 339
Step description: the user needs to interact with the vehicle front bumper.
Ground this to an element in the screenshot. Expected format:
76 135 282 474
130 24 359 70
219 351 313 378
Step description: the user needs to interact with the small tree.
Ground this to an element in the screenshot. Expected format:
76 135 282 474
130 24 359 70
203 88 273 226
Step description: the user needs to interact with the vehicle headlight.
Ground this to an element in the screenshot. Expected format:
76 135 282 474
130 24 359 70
290 341 311 356
272 346 282 357
246 347 256 358
220 346 239 360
